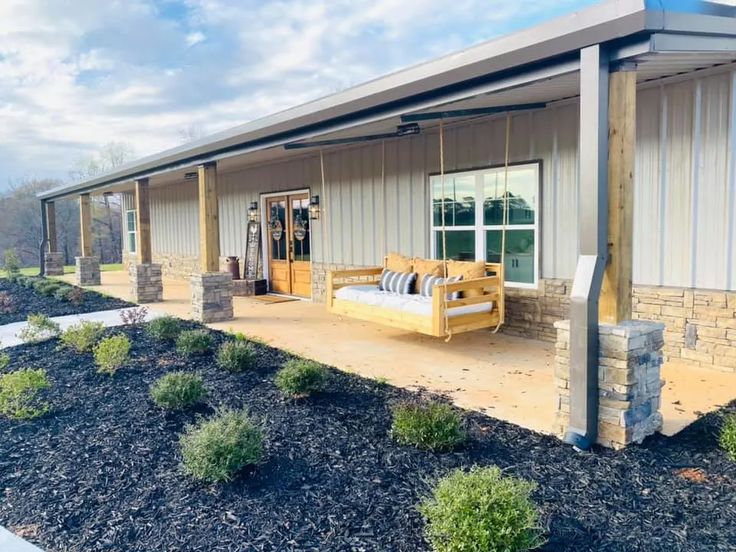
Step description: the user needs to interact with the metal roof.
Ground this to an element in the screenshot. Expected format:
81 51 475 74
38 0 736 201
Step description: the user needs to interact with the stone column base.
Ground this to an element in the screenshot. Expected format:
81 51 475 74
75 256 100 286
554 319 665 449
44 252 65 276
130 263 163 303
191 272 233 323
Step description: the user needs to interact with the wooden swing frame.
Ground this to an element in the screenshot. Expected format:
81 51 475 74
326 261 504 338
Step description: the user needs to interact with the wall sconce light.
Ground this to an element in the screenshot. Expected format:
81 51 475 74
247 201 259 223
308 195 320 220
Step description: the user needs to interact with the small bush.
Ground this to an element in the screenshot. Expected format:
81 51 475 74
59 321 106 353
37 282 61 297
0 291 16 314
119 306 149 326
418 466 544 552
32 279 49 292
176 329 214 356
0 369 51 420
391 401 466 452
0 352 9 370
720 413 736 461
20 276 38 289
274 359 327 398
67 287 85 305
150 372 206 410
17 314 61 343
180 408 264 483
146 316 182 342
216 340 256 372
93 334 131 375
3 249 21 274
53 287 72 301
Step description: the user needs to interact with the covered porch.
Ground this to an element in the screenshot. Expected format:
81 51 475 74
60 269 736 437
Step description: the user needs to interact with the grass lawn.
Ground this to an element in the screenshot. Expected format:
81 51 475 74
2 263 123 277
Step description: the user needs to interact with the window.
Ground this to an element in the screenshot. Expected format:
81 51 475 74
430 162 540 287
126 210 137 254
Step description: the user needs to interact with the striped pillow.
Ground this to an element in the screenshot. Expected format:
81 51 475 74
379 269 417 295
420 274 463 300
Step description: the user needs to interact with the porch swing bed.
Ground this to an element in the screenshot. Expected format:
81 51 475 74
326 261 505 338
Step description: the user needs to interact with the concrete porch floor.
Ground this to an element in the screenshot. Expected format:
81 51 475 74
59 270 736 437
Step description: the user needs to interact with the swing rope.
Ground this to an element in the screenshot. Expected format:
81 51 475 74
439 120 452 342
491 112 511 334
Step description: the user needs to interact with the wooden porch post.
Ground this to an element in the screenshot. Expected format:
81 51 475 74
600 65 636 324
45 201 57 253
135 178 152 264
79 193 93 257
198 162 220 273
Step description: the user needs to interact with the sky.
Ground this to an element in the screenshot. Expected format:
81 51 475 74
0 0 601 188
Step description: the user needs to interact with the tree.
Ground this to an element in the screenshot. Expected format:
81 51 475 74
178 123 206 144
69 141 135 263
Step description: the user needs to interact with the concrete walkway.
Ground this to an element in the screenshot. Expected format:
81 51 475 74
0 307 163 349
56 271 736 437
0 527 43 552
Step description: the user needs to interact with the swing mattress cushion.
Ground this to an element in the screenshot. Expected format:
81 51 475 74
334 285 493 318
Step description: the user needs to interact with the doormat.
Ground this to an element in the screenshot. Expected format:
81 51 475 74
251 294 300 304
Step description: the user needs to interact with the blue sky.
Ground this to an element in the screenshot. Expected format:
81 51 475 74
0 0 600 188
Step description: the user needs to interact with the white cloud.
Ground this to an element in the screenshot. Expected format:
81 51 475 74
0 0 593 186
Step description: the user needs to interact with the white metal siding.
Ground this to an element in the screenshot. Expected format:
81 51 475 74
144 69 736 291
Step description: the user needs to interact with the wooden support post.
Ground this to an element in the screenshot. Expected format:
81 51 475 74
198 162 220 273
600 66 636 324
45 201 57 253
135 178 152 264
79 193 93 257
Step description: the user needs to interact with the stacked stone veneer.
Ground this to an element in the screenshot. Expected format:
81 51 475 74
191 272 233 323
75 256 100 286
130 263 163 303
44 252 64 276
632 286 736 372
554 319 665 449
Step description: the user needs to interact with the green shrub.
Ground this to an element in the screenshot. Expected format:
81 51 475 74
391 401 466 452
0 352 9 370
175 329 214 356
54 287 72 301
2 249 21 274
59 321 106 353
216 340 256 372
150 372 206 410
146 315 182 342
93 334 131 375
418 466 544 552
180 408 264 483
37 282 61 297
32 279 49 292
20 276 38 288
274 358 327 398
0 369 51 420
720 413 736 461
17 314 61 343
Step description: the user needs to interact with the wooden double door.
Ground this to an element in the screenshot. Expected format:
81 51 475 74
266 193 312 297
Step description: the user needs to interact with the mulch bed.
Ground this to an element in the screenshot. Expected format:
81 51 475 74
0 322 734 552
0 278 132 325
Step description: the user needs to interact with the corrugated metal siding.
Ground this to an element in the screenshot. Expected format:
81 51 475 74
144 69 736 291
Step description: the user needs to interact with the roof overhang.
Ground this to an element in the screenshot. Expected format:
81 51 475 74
38 0 736 201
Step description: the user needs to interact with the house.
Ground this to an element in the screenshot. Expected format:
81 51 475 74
38 0 736 449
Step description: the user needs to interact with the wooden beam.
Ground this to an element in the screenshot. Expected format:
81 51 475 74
45 201 57 253
600 67 636 324
135 178 152 264
79 193 93 257
198 162 220 273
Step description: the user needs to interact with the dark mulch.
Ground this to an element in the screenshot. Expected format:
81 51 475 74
0 278 132 325
0 323 734 552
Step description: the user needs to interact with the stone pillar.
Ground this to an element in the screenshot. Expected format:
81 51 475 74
191 272 233 323
554 319 665 449
44 252 65 276
130 263 163 303
75 256 100 286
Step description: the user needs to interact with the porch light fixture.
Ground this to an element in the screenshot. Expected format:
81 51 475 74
247 201 259 223
308 195 320 220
